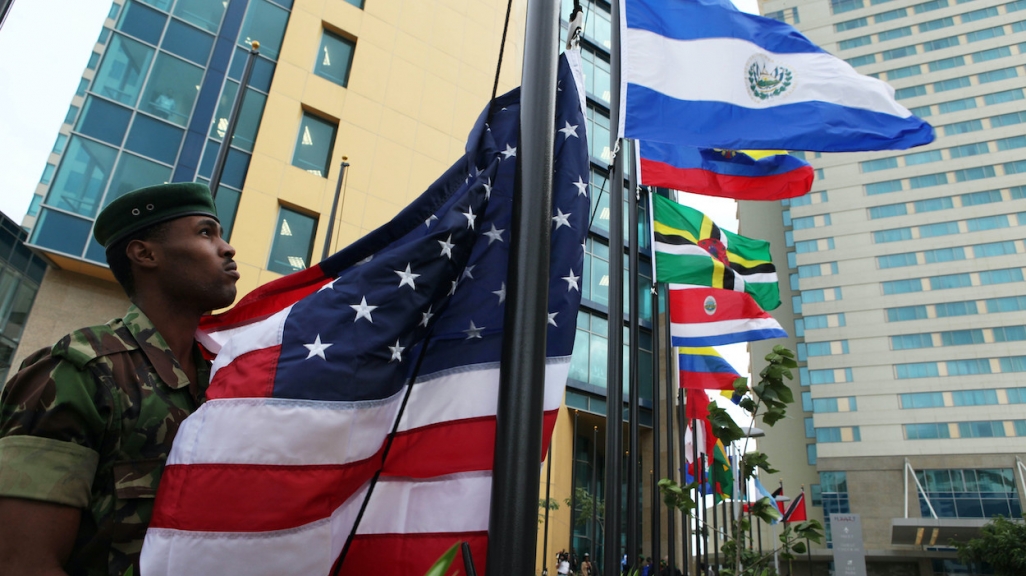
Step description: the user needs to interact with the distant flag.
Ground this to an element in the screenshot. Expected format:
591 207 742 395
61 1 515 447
669 287 786 347
782 490 808 523
753 477 783 523
710 439 733 502
678 346 741 390
141 53 591 576
684 390 715 467
653 194 779 311
639 142 814 201
621 0 935 152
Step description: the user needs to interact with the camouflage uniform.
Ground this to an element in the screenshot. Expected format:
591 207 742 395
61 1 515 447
0 305 208 576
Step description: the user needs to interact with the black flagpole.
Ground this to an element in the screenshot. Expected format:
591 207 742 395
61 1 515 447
544 445 553 576
649 252 661 574
692 413 702 574
570 410 580 561
210 42 259 198
321 157 350 261
677 388 689 576
604 0 626 571
701 453 710 573
0 0 14 31
712 464 720 574
627 141 641 572
485 0 559 574
591 425 599 564
663 286 677 575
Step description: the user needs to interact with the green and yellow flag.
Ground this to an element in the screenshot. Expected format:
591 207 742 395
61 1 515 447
652 194 780 310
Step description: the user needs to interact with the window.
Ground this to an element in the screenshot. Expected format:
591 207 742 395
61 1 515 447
923 36 960 51
805 417 815 438
580 47 611 104
944 119 983 135
805 340 849 356
966 214 1008 231
938 97 976 114
929 56 965 72
980 268 1024 285
991 111 1026 127
961 6 999 21
1007 160 1026 175
869 203 907 219
238 0 290 60
343 0 364 7
314 30 356 87
813 397 857 412
878 252 917 268
839 35 872 49
895 85 927 99
914 0 948 12
209 83 268 152
892 333 933 349
916 469 1022 519
875 7 907 22
905 423 950 439
267 206 317 275
807 444 817 466
161 19 214 67
919 16 954 31
836 17 869 31
172 0 228 33
905 150 942 165
950 142 989 158
103 153 173 206
845 54 877 67
909 105 931 117
874 228 913 243
44 137 118 218
878 26 912 40
832 0 865 14
974 241 1016 258
816 426 860 442
884 46 917 60
919 221 959 237
966 26 1004 42
915 197 953 212
861 157 898 172
984 89 1024 105
896 362 939 378
802 287 842 303
91 34 155 107
997 136 1026 151
973 46 1012 63
934 76 972 93
924 247 965 263
887 64 921 79
955 166 996 182
940 328 985 346
936 301 977 317
910 173 947 188
292 112 337 177
117 1 166 45
887 305 928 321
125 114 184 164
883 279 922 294
866 179 903 195
76 96 133 146
930 272 972 290
978 67 1018 84
948 359 991 375
139 53 205 126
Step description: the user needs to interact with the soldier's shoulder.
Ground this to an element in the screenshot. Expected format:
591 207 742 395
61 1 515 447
51 318 137 371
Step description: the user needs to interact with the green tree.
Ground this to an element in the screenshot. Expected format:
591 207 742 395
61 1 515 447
565 487 605 539
954 514 1026 575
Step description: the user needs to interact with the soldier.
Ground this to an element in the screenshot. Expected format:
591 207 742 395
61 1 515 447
0 183 238 576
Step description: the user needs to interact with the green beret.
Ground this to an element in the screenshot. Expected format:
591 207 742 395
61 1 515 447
94 182 218 248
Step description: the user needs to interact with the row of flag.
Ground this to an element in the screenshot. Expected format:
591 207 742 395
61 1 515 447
138 0 940 569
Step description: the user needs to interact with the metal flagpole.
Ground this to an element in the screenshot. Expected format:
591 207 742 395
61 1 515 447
693 414 702 574
591 425 599 565
210 42 259 198
803 486 812 575
604 0 626 570
663 285 678 575
627 141 642 573
544 445 553 576
712 465 719 574
649 241 661 575
485 0 560 574
677 388 689 576
570 410 580 561
700 453 709 573
0 0 14 30
321 157 350 261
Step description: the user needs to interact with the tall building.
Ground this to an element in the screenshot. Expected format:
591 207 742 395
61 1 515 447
13 0 672 572
0 211 48 382
744 0 1026 572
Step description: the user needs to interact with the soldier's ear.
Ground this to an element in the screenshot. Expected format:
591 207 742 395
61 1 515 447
125 238 159 270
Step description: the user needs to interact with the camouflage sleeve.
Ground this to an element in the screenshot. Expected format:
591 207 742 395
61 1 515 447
0 349 112 508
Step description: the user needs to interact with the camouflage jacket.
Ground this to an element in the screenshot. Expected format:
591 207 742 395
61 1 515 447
0 305 208 576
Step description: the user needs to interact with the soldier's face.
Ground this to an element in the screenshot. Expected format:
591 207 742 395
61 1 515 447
156 215 239 311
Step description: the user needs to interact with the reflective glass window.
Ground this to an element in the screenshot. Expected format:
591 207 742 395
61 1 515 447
238 0 289 60
344 0 363 7
199 140 252 190
209 83 267 152
104 153 173 207
228 48 277 92
117 1 167 45
93 34 154 107
162 19 214 65
268 206 317 275
139 53 204 126
212 186 241 240
76 78 90 97
125 115 184 164
314 30 356 87
30 209 92 257
45 137 117 217
52 134 68 155
76 97 132 146
172 0 227 33
137 0 172 10
292 112 337 177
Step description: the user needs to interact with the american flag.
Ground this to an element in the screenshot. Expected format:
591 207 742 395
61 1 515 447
141 52 590 576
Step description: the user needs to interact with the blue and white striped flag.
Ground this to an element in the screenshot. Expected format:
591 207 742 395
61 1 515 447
620 0 935 152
